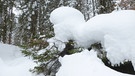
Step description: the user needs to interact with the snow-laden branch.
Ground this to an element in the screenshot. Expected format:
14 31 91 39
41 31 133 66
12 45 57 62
49 6 135 70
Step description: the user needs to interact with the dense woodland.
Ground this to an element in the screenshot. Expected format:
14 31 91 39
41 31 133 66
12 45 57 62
0 0 135 45
0 0 135 75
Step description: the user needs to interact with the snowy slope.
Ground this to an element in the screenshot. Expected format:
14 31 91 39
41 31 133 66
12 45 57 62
0 43 39 76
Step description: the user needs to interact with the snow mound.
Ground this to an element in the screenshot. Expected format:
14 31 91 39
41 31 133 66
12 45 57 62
49 7 135 70
56 50 134 76
0 43 37 76
0 43 22 61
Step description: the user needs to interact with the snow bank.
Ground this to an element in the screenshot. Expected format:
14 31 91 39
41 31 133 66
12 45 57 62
56 50 134 76
0 43 22 61
50 6 135 70
0 43 38 76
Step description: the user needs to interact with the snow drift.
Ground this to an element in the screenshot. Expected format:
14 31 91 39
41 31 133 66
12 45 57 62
56 50 135 76
0 43 37 76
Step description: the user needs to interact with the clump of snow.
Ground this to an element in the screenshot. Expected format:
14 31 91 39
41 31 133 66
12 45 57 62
49 6 135 70
50 6 85 25
49 7 85 43
47 37 66 52
56 50 134 76
13 7 22 17
0 43 40 76
83 10 135 68
76 10 135 48
48 6 85 51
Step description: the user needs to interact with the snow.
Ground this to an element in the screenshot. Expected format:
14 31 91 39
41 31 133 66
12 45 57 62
49 6 85 42
13 7 22 17
50 6 85 25
0 43 21 61
48 7 85 51
0 43 42 76
83 10 135 68
49 6 135 73
56 50 135 76
3 6 135 76
47 37 66 52
1 41 135 76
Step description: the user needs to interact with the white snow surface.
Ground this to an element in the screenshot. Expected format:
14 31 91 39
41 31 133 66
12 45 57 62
13 7 22 17
56 50 135 76
49 6 135 70
50 6 85 25
0 43 43 76
49 7 85 43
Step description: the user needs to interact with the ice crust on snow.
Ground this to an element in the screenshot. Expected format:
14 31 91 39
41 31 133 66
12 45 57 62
49 7 135 70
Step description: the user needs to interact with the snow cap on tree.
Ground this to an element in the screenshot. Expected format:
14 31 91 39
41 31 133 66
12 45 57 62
50 6 85 25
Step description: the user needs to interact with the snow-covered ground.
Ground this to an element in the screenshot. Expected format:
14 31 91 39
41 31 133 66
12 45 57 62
57 50 135 76
0 43 39 76
0 42 134 76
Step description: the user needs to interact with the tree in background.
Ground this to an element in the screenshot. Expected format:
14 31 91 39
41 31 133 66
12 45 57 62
0 0 115 44
14 0 62 46
1 0 135 45
114 0 135 10
120 0 135 10
0 0 16 44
